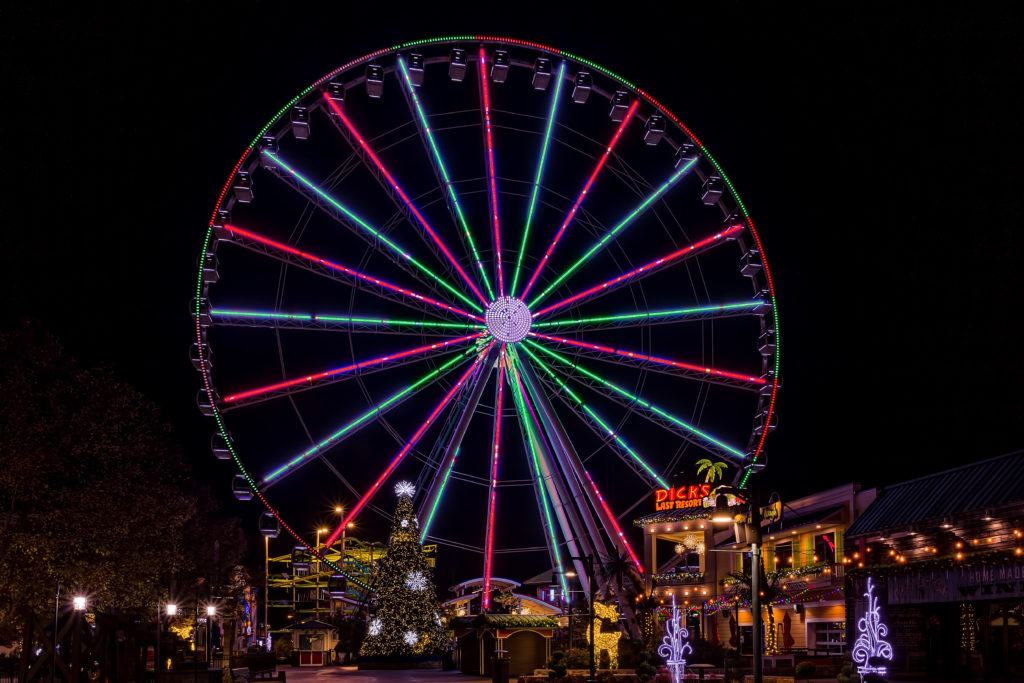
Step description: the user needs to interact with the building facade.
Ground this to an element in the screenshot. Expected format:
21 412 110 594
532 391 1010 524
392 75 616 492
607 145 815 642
844 450 1024 679
634 482 876 655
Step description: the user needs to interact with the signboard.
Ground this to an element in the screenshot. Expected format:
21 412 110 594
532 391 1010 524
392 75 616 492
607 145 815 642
654 484 712 511
888 563 1024 604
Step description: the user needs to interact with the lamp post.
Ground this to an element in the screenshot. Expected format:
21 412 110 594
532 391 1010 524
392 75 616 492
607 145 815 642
156 603 177 682
711 487 765 683
206 606 216 669
315 528 328 620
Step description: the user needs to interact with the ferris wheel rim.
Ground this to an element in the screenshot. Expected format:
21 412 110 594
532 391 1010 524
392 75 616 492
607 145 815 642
191 35 781 593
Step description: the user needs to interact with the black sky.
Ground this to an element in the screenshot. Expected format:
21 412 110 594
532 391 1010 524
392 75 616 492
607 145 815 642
3 3 1023 581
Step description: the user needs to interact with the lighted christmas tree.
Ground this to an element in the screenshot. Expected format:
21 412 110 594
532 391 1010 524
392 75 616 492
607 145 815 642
360 481 447 659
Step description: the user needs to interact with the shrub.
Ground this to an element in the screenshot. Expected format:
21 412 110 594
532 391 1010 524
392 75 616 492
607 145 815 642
549 650 568 679
795 661 816 679
562 648 590 669
633 650 658 683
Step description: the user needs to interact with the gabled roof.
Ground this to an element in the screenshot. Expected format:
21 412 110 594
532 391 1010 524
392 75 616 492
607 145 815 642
845 450 1024 538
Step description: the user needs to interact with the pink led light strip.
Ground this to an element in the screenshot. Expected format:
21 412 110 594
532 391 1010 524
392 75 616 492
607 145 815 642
529 332 764 385
581 468 643 574
223 333 485 404
326 341 496 547
224 224 482 322
323 94 488 307
478 47 504 296
533 224 744 319
482 350 506 610
518 99 640 301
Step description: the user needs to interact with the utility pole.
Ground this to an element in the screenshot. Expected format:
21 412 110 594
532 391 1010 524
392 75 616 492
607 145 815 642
264 535 270 652
749 496 763 683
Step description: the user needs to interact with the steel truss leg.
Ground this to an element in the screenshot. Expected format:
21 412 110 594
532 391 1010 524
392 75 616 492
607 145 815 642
518 360 643 637
511 365 598 597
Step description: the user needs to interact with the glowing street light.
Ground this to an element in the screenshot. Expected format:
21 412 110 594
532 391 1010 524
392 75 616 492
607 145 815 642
165 603 178 617
206 605 216 617
72 596 87 611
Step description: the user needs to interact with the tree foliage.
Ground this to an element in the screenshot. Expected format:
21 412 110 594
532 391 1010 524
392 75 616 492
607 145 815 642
0 323 245 638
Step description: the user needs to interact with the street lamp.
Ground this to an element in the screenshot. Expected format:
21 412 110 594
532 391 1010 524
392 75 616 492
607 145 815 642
166 603 178 617
710 494 733 524
205 606 217 668
72 596 87 611
711 485 766 683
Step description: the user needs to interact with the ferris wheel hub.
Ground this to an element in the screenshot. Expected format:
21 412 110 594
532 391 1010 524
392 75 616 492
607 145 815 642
485 296 532 343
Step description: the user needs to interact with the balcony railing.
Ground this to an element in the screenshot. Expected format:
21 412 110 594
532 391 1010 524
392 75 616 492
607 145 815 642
652 571 706 586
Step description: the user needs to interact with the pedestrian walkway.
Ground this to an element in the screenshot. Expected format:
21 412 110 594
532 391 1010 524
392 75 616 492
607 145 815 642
281 666 487 682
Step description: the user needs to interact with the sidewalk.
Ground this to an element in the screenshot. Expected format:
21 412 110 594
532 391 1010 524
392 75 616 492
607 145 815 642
280 666 488 682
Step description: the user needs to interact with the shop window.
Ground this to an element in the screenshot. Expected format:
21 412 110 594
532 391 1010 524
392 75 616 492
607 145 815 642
773 541 794 568
808 621 845 654
814 531 837 564
299 633 323 650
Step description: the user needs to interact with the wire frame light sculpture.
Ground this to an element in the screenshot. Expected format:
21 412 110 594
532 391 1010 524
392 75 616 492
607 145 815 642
851 577 893 677
657 595 692 683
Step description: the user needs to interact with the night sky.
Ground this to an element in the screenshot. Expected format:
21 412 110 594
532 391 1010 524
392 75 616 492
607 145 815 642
4 4 1022 584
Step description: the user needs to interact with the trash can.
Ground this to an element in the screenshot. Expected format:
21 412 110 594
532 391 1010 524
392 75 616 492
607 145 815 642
491 649 509 683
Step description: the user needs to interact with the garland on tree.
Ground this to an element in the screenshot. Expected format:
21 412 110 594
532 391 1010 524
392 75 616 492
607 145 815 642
360 482 447 659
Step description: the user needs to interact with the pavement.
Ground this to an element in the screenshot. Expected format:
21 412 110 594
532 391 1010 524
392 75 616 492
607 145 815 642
280 666 487 682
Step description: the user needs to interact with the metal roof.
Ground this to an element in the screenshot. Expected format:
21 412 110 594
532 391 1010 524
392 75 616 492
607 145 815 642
845 450 1024 537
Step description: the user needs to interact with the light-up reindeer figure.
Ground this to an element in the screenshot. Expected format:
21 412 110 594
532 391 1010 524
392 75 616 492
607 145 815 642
658 596 693 683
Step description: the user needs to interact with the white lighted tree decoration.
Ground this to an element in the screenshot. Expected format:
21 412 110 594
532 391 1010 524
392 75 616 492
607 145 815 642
657 596 692 683
395 481 416 497
851 577 893 677
405 570 428 592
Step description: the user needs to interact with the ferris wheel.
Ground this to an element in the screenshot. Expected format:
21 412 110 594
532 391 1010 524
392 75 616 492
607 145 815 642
191 36 780 615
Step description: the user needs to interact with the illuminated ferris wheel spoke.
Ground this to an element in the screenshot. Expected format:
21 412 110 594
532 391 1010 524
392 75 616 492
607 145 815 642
527 156 701 310
529 331 765 391
326 341 497 546
510 61 567 299
481 349 507 610
525 340 748 463
261 348 479 488
321 94 489 307
532 223 744 319
397 54 496 301
509 355 600 594
220 333 485 406
506 356 570 598
208 308 484 335
478 47 505 296
419 355 494 542
517 344 667 488
518 99 640 302
220 223 483 323
260 150 481 312
532 299 770 332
